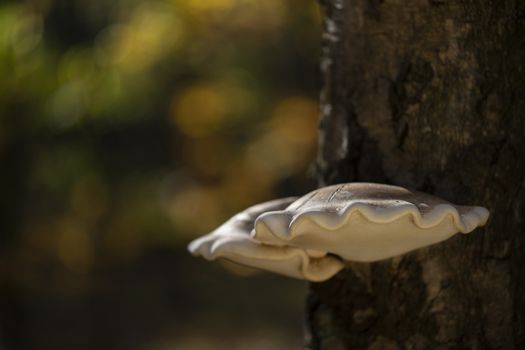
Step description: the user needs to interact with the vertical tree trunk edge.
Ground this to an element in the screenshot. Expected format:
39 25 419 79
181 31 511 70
309 0 525 349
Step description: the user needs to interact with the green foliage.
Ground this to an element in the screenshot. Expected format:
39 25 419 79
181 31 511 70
0 1 320 348
1 0 320 272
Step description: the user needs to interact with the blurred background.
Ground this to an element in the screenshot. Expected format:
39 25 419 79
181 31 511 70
0 0 322 349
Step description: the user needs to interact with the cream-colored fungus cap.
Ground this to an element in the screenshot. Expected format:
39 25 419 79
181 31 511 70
188 197 345 282
254 183 490 262
188 183 489 281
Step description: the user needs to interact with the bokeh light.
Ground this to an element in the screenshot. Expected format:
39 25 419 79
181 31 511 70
0 0 321 348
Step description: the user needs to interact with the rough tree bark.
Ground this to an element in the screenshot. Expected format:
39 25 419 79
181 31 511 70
308 0 525 349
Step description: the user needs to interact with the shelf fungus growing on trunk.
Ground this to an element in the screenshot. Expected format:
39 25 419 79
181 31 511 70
188 183 489 282
187 197 345 281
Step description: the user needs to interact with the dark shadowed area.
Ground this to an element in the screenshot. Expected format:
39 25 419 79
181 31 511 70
0 0 322 348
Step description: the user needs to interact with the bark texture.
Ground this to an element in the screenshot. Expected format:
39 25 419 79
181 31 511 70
308 0 525 349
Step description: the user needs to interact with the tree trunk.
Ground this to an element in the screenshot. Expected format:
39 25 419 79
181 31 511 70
308 0 525 349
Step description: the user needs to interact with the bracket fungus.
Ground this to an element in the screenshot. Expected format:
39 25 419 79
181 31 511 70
188 197 345 281
188 183 489 282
